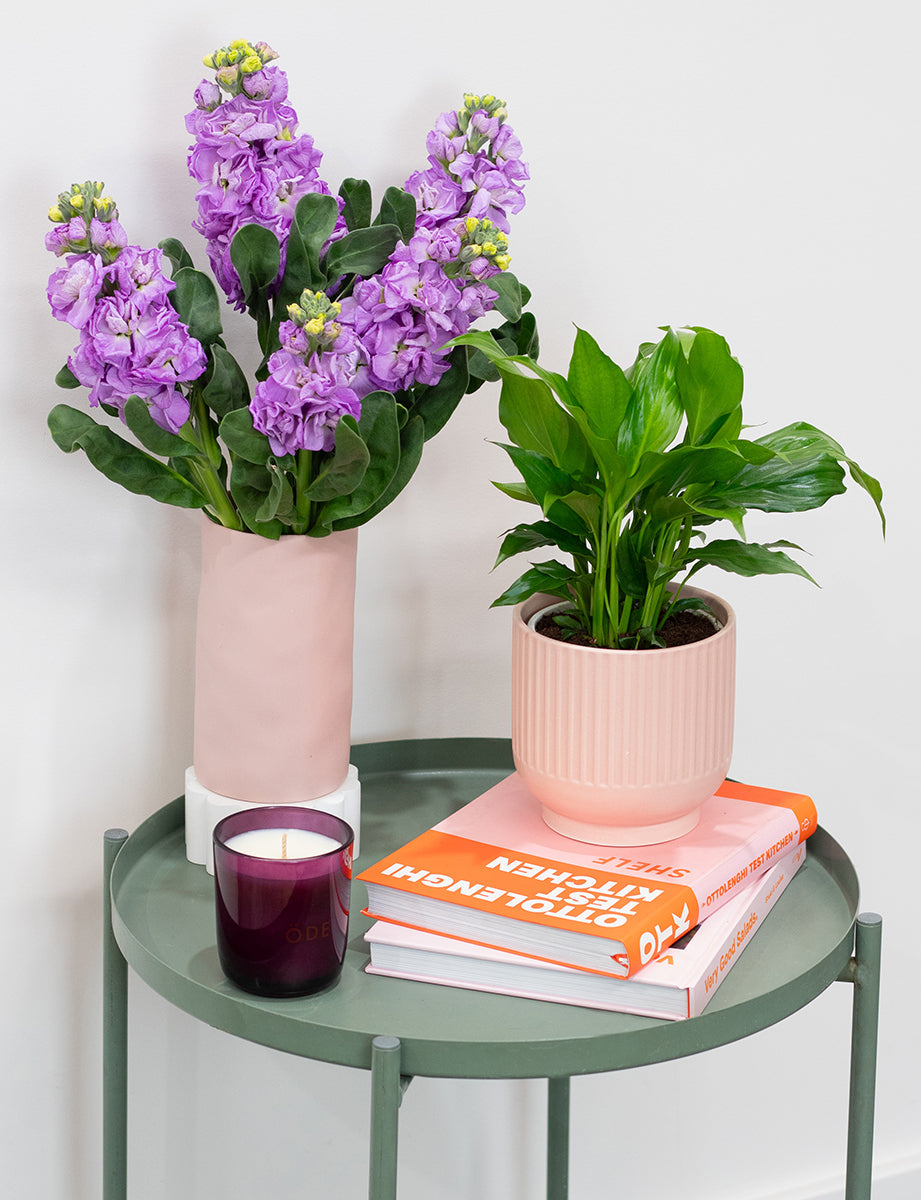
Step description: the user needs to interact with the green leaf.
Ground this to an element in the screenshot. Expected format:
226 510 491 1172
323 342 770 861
409 349 469 441
55 363 80 389
305 416 370 501
219 406 272 465
158 237 195 275
227 457 284 538
170 268 223 349
487 272 523 322
618 327 683 469
690 538 817 583
339 177 373 230
123 396 199 458
47 404 207 509
311 394 400 519
202 344 251 418
567 328 633 438
374 186 417 244
494 520 589 568
323 224 402 280
492 561 583 608
326 413 426 531
676 327 744 445
230 224 281 307
498 372 593 480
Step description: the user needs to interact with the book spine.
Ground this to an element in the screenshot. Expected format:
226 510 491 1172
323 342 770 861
617 805 813 975
685 844 806 1016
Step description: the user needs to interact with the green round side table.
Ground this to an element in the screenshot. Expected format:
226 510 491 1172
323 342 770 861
103 738 881 1200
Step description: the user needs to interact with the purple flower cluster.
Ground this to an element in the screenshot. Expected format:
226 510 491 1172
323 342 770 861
46 185 207 433
251 291 363 456
186 43 339 309
334 94 529 395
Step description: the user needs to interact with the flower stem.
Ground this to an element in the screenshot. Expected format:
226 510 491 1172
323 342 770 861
292 449 314 533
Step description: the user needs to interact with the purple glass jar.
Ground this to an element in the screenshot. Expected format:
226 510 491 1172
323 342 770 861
213 807 353 998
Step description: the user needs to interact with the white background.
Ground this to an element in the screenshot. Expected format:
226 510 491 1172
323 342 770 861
4 2 918 1196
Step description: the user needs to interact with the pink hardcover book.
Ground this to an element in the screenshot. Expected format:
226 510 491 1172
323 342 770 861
359 772 816 977
365 844 806 1020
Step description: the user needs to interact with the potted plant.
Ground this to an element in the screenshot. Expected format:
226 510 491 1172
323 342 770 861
452 324 884 844
43 40 536 825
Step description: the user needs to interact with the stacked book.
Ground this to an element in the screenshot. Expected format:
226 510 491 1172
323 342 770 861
357 773 817 1021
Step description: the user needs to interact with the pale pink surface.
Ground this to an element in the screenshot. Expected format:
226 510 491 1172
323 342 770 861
193 518 357 803
511 587 736 844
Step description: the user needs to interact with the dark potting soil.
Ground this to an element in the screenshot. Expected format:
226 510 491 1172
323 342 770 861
534 608 720 649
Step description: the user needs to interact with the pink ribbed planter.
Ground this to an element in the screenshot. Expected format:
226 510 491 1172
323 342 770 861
512 586 736 845
193 517 357 805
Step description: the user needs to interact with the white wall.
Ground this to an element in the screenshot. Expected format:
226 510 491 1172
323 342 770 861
5 1 918 1196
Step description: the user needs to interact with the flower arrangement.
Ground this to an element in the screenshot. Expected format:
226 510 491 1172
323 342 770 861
453 324 885 648
45 40 535 537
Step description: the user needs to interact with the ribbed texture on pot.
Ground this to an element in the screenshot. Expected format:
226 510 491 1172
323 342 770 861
511 589 736 838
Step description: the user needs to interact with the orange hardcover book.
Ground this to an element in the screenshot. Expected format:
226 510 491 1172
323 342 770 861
358 772 816 978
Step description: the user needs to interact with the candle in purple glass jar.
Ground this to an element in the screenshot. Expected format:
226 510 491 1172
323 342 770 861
213 807 353 998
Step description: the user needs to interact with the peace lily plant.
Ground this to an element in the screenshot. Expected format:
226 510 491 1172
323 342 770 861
44 40 535 538
454 325 885 649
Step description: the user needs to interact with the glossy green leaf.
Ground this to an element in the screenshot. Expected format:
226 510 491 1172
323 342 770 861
567 327 633 438
494 520 589 568
499 372 593 479
676 327 744 445
690 538 817 583
492 561 583 608
618 327 683 469
47 404 206 508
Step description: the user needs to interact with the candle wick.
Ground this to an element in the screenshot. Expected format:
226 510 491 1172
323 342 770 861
281 832 288 860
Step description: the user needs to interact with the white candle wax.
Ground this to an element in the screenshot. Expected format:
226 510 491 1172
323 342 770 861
225 828 341 860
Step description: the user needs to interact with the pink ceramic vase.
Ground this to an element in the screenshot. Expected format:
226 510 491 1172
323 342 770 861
193 517 358 805
511 586 736 845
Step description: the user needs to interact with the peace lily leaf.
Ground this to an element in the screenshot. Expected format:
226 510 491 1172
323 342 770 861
339 177 373 230
492 561 583 608
676 326 744 445
567 327 632 438
48 404 206 508
498 372 593 479
617 326 683 469
123 396 199 458
689 538 817 583
500 444 578 515
170 268 223 348
495 520 589 568
202 344 251 418
713 447 847 513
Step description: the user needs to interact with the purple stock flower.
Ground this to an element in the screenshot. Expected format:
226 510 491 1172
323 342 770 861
186 64 340 309
47 256 105 328
251 346 362 455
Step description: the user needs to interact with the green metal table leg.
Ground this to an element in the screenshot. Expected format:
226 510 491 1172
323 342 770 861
103 829 129 1200
547 1076 570 1200
370 1036 404 1200
844 913 882 1200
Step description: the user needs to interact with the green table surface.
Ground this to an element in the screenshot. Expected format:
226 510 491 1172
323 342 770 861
110 738 859 1080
